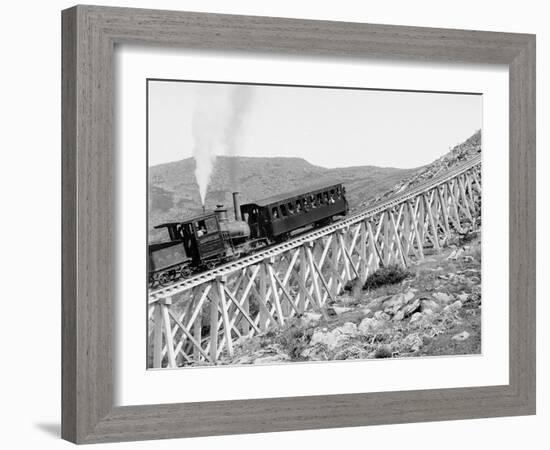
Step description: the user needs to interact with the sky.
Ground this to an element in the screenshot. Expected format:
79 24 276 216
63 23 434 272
148 80 482 169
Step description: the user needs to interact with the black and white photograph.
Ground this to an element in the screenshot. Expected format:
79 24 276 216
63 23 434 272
147 80 483 369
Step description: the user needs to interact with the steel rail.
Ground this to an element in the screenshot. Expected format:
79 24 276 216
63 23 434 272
149 155 481 302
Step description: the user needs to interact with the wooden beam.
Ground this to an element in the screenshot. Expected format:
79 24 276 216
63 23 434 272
167 309 211 362
389 208 408 266
152 303 163 368
424 193 441 251
360 220 368 282
267 260 285 325
223 285 261 334
408 201 424 259
161 304 176 368
209 283 219 363
217 278 234 357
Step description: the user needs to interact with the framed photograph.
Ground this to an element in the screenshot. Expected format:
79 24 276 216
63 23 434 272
62 5 536 444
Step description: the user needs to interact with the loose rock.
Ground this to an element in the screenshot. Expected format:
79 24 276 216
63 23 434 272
310 329 348 350
374 310 391 321
432 292 453 303
451 331 470 341
421 299 440 312
333 306 352 315
358 317 387 334
402 298 421 317
302 312 322 326
334 322 358 336
402 333 423 352
444 300 463 313
384 293 405 315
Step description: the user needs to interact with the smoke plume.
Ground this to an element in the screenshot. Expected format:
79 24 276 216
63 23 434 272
192 85 252 205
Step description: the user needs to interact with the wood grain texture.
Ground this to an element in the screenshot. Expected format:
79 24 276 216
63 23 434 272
61 4 536 444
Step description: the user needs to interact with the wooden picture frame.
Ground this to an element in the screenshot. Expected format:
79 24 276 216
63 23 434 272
61 5 536 444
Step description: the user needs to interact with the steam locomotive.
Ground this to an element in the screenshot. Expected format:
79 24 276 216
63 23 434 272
148 182 348 287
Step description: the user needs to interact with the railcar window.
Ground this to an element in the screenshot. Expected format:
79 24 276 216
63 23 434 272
317 193 323 205
205 217 218 233
272 207 279 219
195 220 207 237
288 202 294 214
280 204 287 216
296 200 303 213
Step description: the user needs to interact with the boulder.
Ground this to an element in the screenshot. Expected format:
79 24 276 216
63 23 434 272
368 295 392 309
333 322 358 336
444 300 463 313
451 331 470 341
432 292 453 303
302 312 322 326
360 307 372 316
401 333 423 352
447 248 464 260
383 293 405 315
358 317 388 334
333 306 352 315
392 310 405 322
421 299 441 312
310 329 349 350
374 310 391 321
402 298 421 317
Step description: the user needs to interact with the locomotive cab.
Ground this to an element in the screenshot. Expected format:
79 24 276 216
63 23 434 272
155 213 225 268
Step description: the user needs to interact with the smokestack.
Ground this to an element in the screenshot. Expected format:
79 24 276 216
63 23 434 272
232 192 242 221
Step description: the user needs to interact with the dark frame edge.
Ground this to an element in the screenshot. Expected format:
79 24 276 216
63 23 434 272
61 5 536 444
508 34 536 415
61 5 78 444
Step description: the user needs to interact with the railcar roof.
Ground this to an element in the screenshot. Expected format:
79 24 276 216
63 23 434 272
242 181 343 208
154 212 217 229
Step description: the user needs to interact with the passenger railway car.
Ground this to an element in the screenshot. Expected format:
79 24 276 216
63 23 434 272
240 182 348 242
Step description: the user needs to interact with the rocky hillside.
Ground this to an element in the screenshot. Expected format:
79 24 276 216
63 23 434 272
149 157 417 243
217 234 482 365
365 130 481 207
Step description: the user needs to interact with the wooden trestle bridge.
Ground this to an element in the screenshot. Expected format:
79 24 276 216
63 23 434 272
148 155 482 368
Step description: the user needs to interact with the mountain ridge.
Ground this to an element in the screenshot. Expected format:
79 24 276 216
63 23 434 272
148 156 419 242
148 130 481 243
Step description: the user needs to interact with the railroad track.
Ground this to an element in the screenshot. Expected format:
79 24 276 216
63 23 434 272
149 155 481 303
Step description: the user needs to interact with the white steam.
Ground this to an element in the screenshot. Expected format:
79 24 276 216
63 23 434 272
192 85 252 205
